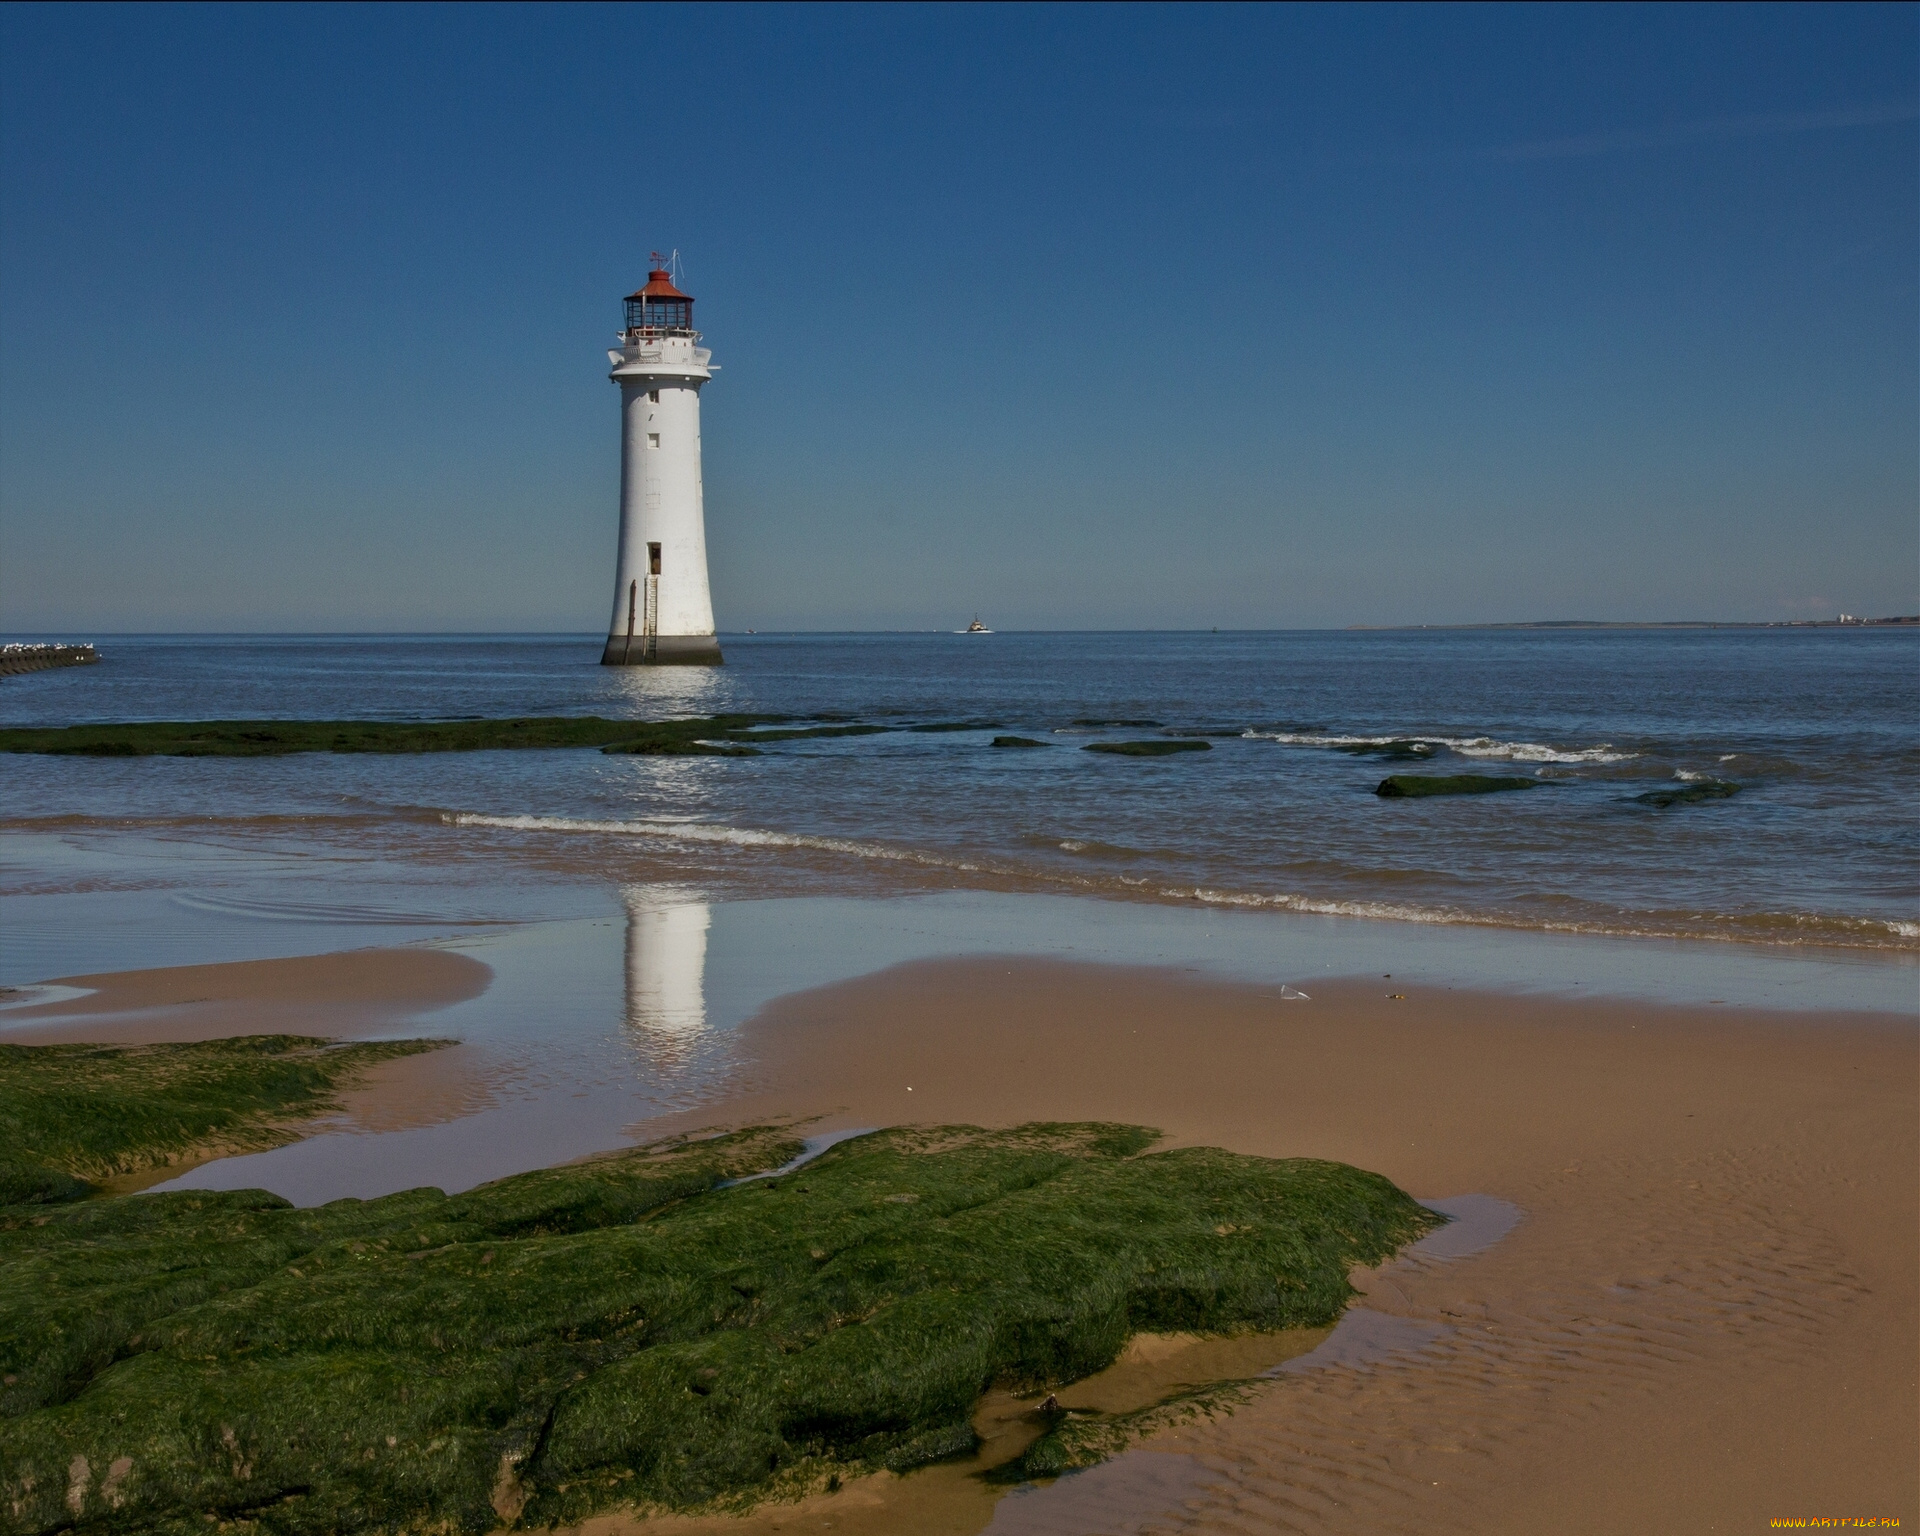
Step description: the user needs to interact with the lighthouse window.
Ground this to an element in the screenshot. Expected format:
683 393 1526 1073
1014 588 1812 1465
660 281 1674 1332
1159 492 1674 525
647 390 660 403
647 433 661 449
648 543 662 576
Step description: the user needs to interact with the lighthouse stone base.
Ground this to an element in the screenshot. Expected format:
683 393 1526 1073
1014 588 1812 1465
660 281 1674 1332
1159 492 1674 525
600 635 725 667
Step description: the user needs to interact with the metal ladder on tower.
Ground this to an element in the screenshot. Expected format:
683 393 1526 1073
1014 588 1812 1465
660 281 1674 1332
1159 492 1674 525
643 574 659 661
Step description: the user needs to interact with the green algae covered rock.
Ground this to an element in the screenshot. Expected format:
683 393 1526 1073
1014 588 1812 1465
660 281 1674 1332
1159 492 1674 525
1083 740 1212 757
0 716 788 758
1 1117 1437 1533
1375 774 1539 797
1634 780 1741 808
1335 739 1438 761
0 1036 450 1199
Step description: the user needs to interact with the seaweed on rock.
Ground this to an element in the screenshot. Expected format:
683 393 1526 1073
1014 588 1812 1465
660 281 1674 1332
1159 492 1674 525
0 716 971 760
1375 774 1539 797
1 1115 1438 1533
1335 740 1439 761
0 1036 450 1203
0 716 787 758
1634 780 1742 808
716 724 893 743
1083 740 1212 757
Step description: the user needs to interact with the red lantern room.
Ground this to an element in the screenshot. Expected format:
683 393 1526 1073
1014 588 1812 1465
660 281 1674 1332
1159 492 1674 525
623 253 696 339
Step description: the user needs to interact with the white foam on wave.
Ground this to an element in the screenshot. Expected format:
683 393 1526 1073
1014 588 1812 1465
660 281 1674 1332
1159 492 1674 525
0 984 96 1014
1243 731 1635 765
1177 885 1460 926
451 814 1469 930
446 812 997 874
444 815 1920 951
1179 885 1920 950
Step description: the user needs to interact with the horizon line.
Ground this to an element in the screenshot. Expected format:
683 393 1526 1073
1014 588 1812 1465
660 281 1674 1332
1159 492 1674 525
5 619 1916 640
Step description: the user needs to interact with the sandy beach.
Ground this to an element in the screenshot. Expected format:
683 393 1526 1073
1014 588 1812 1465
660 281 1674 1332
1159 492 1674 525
4 946 492 1045
8 943 1913 1531
624 956 1917 1534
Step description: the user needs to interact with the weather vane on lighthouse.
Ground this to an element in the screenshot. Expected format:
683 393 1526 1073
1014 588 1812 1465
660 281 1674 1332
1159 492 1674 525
600 252 723 666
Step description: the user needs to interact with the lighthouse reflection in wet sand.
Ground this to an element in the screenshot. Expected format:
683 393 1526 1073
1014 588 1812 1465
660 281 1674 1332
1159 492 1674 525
622 887 711 1064
601 254 722 666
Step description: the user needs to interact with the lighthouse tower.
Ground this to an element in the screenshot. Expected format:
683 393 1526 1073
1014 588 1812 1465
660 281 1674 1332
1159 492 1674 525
600 256 722 666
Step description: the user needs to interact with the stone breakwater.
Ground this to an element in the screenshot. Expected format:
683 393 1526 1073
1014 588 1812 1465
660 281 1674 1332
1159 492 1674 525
0 643 98 677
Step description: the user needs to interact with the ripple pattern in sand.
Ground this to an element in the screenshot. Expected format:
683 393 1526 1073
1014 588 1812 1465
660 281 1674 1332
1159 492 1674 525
1021 1149 1869 1534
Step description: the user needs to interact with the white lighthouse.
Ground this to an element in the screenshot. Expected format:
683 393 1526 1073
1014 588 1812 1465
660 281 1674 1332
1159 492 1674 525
600 256 722 665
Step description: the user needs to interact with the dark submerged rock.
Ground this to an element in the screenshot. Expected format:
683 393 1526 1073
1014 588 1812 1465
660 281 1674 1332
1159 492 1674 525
1376 774 1538 797
0 715 789 758
1084 740 1212 757
1634 780 1742 808
1336 739 1439 761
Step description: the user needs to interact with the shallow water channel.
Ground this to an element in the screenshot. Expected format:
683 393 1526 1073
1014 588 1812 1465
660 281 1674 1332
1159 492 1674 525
5 883 1909 1205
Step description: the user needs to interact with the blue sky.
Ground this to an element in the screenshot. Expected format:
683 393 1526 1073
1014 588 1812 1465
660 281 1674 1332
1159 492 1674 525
2 2 1913 632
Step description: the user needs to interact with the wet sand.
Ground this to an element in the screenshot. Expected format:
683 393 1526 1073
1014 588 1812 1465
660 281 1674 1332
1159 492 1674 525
622 956 1917 1534
2 945 492 1044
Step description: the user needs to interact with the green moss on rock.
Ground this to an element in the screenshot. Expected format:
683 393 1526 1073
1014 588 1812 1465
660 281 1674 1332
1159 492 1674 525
0 1036 451 1199
600 737 763 757
1083 740 1212 757
1375 774 1539 797
0 716 789 758
1012 1380 1252 1479
1335 739 1438 761
0 1117 1437 1532
0 714 1010 761
718 724 892 743
1634 780 1741 808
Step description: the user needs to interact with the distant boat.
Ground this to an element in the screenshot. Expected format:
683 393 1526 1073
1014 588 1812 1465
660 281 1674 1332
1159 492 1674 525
964 616 992 634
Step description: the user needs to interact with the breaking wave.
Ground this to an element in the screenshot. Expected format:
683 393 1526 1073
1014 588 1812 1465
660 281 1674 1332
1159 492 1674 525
444 813 1918 951
1242 731 1637 764
1174 888 1919 948
446 812 1001 877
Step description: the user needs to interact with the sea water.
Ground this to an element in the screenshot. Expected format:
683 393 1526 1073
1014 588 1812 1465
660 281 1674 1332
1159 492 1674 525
5 629 1913 1201
3 629 1915 953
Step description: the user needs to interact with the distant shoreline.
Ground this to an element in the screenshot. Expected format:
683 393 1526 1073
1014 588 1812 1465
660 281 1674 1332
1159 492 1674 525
1347 616 1919 631
5 623 1917 642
